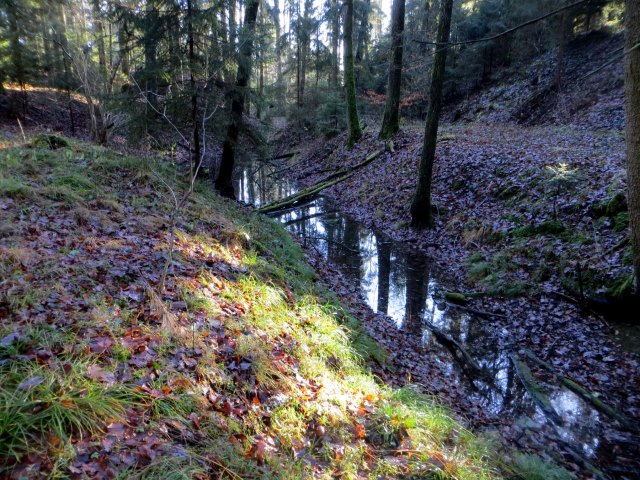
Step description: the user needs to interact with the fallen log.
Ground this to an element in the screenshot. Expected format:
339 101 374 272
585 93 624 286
509 353 561 424
423 321 486 378
257 150 381 214
522 349 639 432
268 151 299 161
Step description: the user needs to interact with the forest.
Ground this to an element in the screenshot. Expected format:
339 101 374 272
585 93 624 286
0 0 639 478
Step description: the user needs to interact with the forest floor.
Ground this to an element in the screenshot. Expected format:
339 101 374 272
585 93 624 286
1 132 552 479
271 119 640 479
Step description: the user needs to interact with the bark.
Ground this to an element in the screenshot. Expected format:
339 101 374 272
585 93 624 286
258 150 381 214
344 0 362 148
214 0 260 198
626 0 640 297
331 0 340 88
379 0 406 140
273 0 283 98
187 0 201 178
554 12 569 90
118 19 130 76
7 1 25 86
410 0 453 229
355 0 370 70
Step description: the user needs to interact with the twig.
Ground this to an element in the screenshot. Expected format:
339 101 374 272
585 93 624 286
16 118 26 142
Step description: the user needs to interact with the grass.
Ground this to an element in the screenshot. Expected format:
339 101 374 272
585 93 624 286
0 134 569 478
0 350 143 461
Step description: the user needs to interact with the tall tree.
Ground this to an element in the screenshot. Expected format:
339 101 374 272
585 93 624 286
187 0 201 178
379 0 406 140
215 0 260 197
410 0 453 228
343 0 362 148
331 0 340 88
626 0 640 296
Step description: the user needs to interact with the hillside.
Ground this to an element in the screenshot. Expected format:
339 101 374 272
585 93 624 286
0 133 559 479
445 31 625 131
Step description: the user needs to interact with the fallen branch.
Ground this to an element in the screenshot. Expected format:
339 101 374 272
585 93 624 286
284 210 337 226
423 321 486 378
509 353 561 424
268 151 299 161
522 349 639 432
257 150 381 214
447 303 508 320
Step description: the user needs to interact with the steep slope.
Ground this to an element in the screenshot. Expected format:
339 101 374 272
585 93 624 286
0 134 537 478
447 31 625 131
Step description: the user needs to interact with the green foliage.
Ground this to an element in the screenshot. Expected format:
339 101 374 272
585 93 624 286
29 134 70 150
0 177 32 198
511 452 574 480
512 221 566 238
0 355 142 460
316 92 347 137
592 192 627 217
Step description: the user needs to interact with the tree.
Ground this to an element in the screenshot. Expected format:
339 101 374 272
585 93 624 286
626 0 640 296
379 0 406 140
410 0 453 229
215 0 260 198
331 0 340 88
343 0 362 148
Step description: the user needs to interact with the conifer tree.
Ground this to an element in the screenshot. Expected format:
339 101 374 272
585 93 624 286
410 0 453 228
344 0 362 148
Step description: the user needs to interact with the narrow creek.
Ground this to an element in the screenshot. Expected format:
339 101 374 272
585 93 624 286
233 154 630 476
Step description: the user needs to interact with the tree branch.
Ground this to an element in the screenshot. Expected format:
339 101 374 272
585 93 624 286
413 0 589 47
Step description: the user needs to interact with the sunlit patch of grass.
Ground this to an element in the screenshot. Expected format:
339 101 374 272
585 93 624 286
117 455 207 480
0 136 562 478
0 177 33 198
509 452 574 480
0 355 144 460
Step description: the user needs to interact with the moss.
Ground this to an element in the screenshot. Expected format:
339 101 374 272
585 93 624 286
613 212 629 232
592 192 627 217
606 274 634 302
495 185 519 200
444 291 467 304
0 178 33 198
28 134 69 150
512 221 566 238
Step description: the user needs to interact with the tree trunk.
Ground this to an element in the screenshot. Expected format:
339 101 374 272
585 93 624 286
344 0 362 148
118 19 130 76
626 0 640 297
273 0 283 99
331 0 340 88
379 0 406 140
187 0 202 178
91 0 106 79
554 12 569 90
214 0 260 198
7 2 25 87
355 0 370 85
410 0 453 229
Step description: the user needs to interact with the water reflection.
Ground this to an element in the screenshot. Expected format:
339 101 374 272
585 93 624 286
234 157 609 460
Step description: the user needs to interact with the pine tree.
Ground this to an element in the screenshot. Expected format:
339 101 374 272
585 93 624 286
379 0 406 140
344 0 362 148
626 0 640 296
410 0 453 228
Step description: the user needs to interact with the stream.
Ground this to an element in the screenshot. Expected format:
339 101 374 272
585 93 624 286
233 155 633 477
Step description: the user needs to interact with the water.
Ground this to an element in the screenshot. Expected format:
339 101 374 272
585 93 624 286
233 155 631 472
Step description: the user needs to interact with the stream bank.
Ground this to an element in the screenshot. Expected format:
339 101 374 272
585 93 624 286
237 121 640 479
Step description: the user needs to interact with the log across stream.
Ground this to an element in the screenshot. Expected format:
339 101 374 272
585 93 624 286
233 153 637 477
